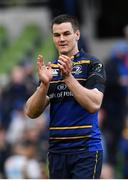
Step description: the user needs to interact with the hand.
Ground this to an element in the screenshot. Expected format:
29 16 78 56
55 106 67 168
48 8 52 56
37 54 53 86
58 55 72 79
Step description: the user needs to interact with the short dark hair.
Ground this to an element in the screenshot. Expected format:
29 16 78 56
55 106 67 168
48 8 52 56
51 14 80 32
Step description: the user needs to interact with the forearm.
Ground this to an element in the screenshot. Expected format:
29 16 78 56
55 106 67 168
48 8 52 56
64 75 103 113
25 83 49 118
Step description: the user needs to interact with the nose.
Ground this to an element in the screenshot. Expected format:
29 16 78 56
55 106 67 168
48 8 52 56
60 34 65 41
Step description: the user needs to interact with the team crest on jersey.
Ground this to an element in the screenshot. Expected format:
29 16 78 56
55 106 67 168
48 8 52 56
72 65 82 75
57 83 67 91
52 69 59 76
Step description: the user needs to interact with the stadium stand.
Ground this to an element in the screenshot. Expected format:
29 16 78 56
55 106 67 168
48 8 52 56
0 24 42 74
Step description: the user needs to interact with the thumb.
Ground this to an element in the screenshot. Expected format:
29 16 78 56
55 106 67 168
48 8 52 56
47 61 52 69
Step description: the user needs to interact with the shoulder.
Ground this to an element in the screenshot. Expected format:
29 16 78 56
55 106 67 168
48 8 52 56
86 54 103 65
80 50 103 64
85 53 106 79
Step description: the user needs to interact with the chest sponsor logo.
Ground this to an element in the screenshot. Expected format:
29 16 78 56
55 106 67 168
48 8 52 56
57 83 67 91
72 65 82 74
49 91 73 99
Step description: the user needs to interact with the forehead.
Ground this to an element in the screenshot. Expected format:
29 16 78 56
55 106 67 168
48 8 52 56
52 22 73 33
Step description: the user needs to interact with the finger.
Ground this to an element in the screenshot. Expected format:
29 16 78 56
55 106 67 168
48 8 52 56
58 58 72 71
60 55 71 61
37 61 43 71
38 54 43 59
58 64 66 73
59 56 71 68
47 62 52 69
58 60 68 72
37 54 43 60
58 60 66 66
37 55 46 70
37 54 45 65
59 56 69 63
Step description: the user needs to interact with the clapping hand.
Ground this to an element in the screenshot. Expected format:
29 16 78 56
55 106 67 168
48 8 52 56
37 54 53 86
58 55 72 79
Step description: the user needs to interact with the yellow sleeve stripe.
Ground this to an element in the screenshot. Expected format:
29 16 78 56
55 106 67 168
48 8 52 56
73 60 90 65
72 78 86 81
49 135 91 140
51 64 59 68
50 78 86 83
50 80 64 83
93 151 99 179
49 125 92 130
51 60 90 68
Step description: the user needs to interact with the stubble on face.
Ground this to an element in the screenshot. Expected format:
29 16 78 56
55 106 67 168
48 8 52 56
52 22 79 57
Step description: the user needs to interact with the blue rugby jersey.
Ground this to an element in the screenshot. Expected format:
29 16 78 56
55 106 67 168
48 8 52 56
47 50 106 153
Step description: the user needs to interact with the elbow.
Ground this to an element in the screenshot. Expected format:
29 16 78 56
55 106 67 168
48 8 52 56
86 104 101 113
24 105 39 119
24 109 34 119
25 112 37 119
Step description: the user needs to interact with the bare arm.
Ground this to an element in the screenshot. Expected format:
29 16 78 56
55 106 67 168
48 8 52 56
25 55 53 118
58 55 103 113
25 83 50 118
64 74 103 113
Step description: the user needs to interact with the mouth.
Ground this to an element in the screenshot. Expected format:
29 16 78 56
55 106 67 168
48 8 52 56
59 44 68 48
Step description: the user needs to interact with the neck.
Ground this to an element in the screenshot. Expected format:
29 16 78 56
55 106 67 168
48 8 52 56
60 48 79 58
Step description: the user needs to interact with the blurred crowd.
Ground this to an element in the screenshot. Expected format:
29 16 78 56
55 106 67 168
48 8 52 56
0 60 50 178
100 25 128 178
0 0 128 179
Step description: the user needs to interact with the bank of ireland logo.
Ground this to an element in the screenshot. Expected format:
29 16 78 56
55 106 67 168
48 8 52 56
72 65 82 74
57 83 67 91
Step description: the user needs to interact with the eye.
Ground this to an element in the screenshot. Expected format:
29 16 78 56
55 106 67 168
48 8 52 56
53 33 60 37
64 31 71 36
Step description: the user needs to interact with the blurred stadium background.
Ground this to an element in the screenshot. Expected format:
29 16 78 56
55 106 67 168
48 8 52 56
0 0 128 178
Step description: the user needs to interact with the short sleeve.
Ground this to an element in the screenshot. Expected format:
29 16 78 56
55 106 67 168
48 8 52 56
85 58 106 93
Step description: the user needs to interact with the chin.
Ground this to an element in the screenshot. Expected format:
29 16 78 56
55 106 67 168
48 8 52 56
59 49 68 55
60 52 67 55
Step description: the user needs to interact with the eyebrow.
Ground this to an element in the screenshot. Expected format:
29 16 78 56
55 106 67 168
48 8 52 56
53 31 71 35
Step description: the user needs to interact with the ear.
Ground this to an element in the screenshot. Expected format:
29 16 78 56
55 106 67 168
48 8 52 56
75 30 80 41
